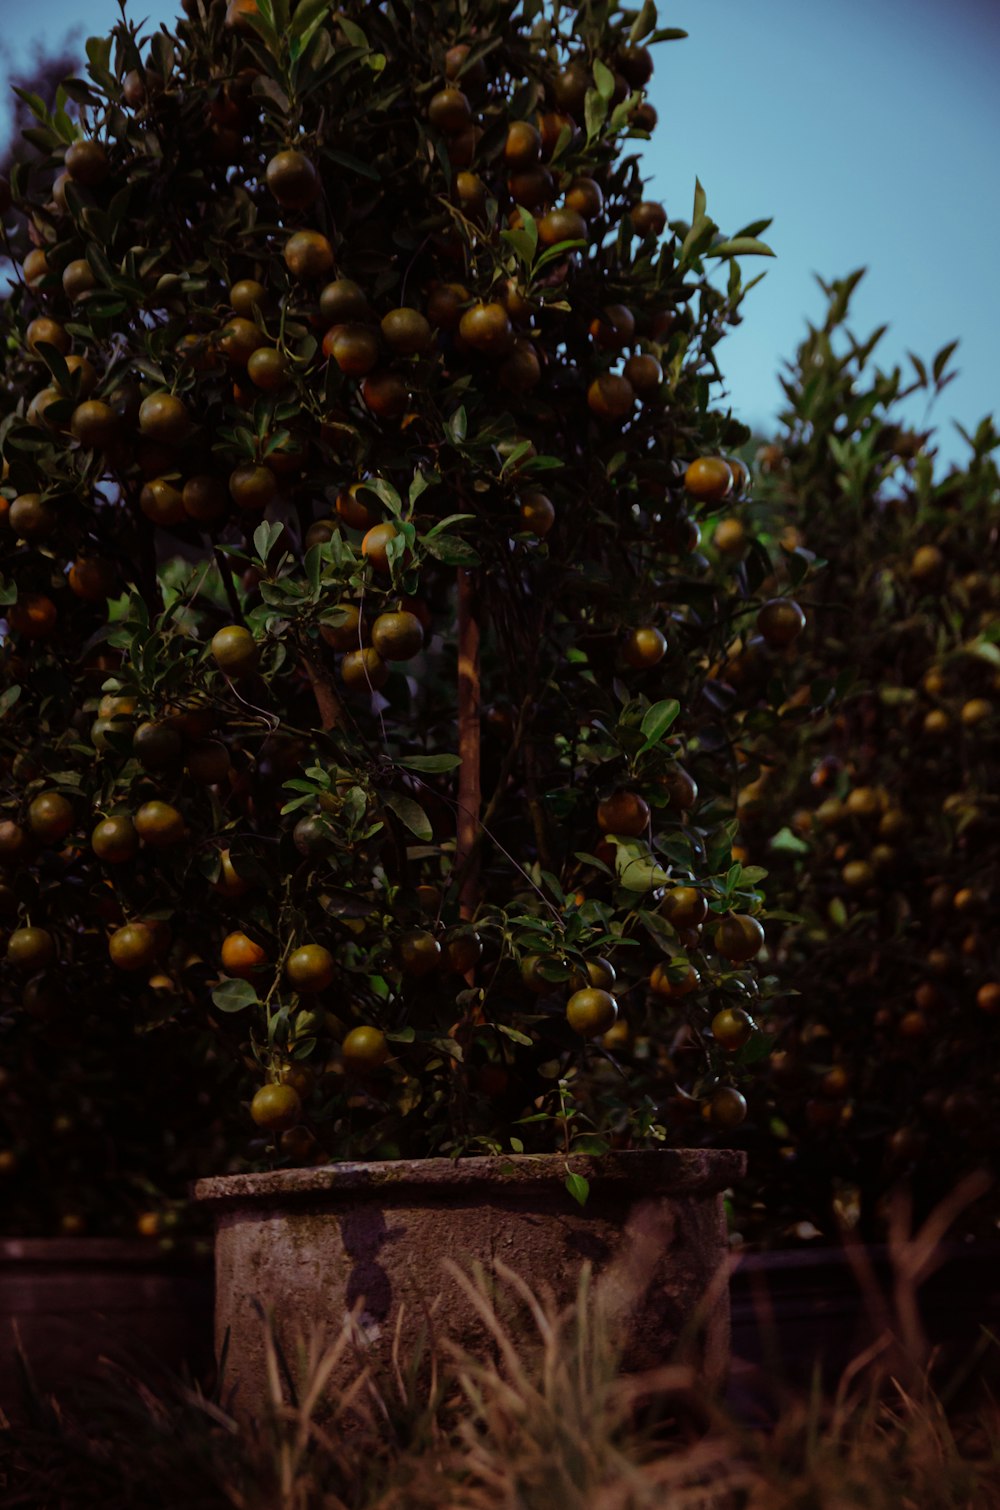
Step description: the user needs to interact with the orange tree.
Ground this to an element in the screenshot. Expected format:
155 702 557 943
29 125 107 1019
730 272 1000 1240
0 0 800 1202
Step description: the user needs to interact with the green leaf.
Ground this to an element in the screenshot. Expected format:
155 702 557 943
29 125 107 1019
211 979 259 1013
565 1170 590 1207
571 1135 611 1156
385 1026 415 1043
425 535 481 566
629 0 658 43
496 1024 533 1046
0 685 21 718
381 791 433 841
398 754 462 773
593 59 615 101
639 698 680 751
707 237 776 259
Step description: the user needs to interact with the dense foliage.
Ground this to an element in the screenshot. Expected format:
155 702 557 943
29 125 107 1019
0 0 805 1226
730 272 1000 1240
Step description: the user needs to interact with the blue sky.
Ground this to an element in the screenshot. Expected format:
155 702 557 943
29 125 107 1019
2 0 998 463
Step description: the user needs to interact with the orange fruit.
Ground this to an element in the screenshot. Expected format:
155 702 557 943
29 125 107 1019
621 626 666 668
108 923 157 972
380 308 432 355
631 201 667 237
71 400 119 448
8 594 58 639
63 259 97 301
182 474 228 524
589 304 635 349
6 926 55 970
428 88 473 131
361 370 409 419
285 943 335 994
361 521 400 574
711 1007 754 1052
597 790 649 836
265 149 319 209
68 556 116 601
211 625 259 675
230 279 267 317
221 930 268 980
708 1087 747 1128
140 478 186 527
371 610 424 661
519 490 555 537
341 647 389 691
65 138 109 185
714 913 764 962
138 393 190 444
756 598 806 648
28 791 74 843
537 207 587 247
320 601 362 651
250 1082 302 1130
324 323 379 375
458 302 514 356
649 961 699 998
566 987 618 1036
218 317 265 367
92 815 138 864
228 463 277 512
135 800 186 848
319 278 369 324
342 1025 389 1072
661 887 708 929
247 348 289 391
564 177 603 219
586 372 635 422
684 457 733 503
284 229 334 280
398 928 442 977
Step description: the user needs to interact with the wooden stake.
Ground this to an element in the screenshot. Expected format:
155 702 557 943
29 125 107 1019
456 567 481 921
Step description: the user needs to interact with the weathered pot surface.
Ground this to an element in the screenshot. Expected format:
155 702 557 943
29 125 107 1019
195 1148 746 1416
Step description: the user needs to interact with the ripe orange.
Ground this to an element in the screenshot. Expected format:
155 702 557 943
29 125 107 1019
341 647 389 691
138 393 190 444
660 765 698 810
715 913 765 962
65 138 109 185
135 801 186 848
428 88 472 132
361 370 409 419
342 1025 389 1072
247 348 289 391
68 556 116 601
537 207 587 247
756 597 806 648
325 323 380 374
6 926 55 970
228 463 277 512
218 317 265 367
623 353 662 395
26 317 70 355
661 887 708 929
589 304 635 350
182 474 228 524
215 848 252 898
716 525 749 561
504 119 541 166
8 594 58 639
519 491 556 537
621 626 666 668
9 493 55 539
284 229 334 280
586 372 635 422
28 792 74 843
976 982 1000 1014
221 930 268 980
631 201 667 238
285 943 335 994
380 308 432 355
250 1082 302 1131
444 928 482 974
566 987 618 1036
361 521 400 574
425 282 469 330
565 177 603 219
23 248 50 286
709 1086 747 1128
230 279 267 317
649 961 699 998
911 544 944 585
711 1007 754 1052
320 601 362 651
92 815 138 864
211 624 259 677
108 922 157 972
140 478 186 527
63 259 97 301
458 302 513 356
597 790 649 836
371 610 424 661
71 400 119 449
398 928 442 977
265 149 319 209
319 278 369 324
684 457 733 503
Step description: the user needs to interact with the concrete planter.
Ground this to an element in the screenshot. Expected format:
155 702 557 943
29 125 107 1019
194 1148 745 1416
0 1238 214 1419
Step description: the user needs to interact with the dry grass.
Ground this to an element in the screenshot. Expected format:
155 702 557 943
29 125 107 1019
2 1185 1000 1509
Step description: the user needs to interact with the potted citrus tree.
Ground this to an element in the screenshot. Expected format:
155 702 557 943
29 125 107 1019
0 0 797 1405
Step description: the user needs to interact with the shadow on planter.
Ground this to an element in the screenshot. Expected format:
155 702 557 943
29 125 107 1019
194 1149 746 1419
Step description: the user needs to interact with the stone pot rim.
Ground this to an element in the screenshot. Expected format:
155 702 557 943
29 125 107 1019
193 1147 746 1208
